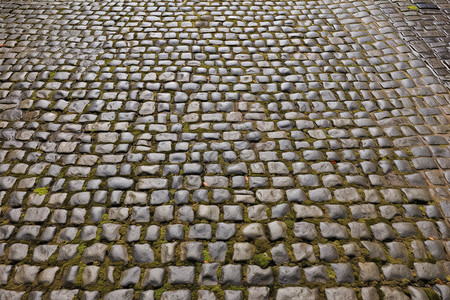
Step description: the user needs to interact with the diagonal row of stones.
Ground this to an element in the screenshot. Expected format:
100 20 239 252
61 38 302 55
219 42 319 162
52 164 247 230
0 0 449 299
375 0 450 84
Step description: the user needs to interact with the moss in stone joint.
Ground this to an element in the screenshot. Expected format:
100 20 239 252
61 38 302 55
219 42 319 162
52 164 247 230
74 264 86 287
364 217 390 226
284 218 295 229
77 243 87 256
203 249 211 263
203 285 225 298
327 266 336 281
112 266 122 283
33 187 49 196
426 255 436 264
424 288 440 300
252 253 271 269
254 238 271 253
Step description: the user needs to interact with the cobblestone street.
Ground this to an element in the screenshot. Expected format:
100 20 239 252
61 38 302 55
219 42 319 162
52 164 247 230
0 0 449 299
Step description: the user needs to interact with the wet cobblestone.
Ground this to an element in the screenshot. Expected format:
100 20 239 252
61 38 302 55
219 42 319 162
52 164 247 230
0 0 449 299
378 0 450 84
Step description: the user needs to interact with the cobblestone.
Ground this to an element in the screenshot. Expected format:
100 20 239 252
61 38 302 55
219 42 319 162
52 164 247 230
378 0 450 83
0 0 449 297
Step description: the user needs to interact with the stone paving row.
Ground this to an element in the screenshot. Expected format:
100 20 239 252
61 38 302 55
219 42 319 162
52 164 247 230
0 0 449 299
376 0 450 84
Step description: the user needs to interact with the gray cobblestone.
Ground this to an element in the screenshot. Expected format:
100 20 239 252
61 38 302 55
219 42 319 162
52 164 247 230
0 0 449 297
